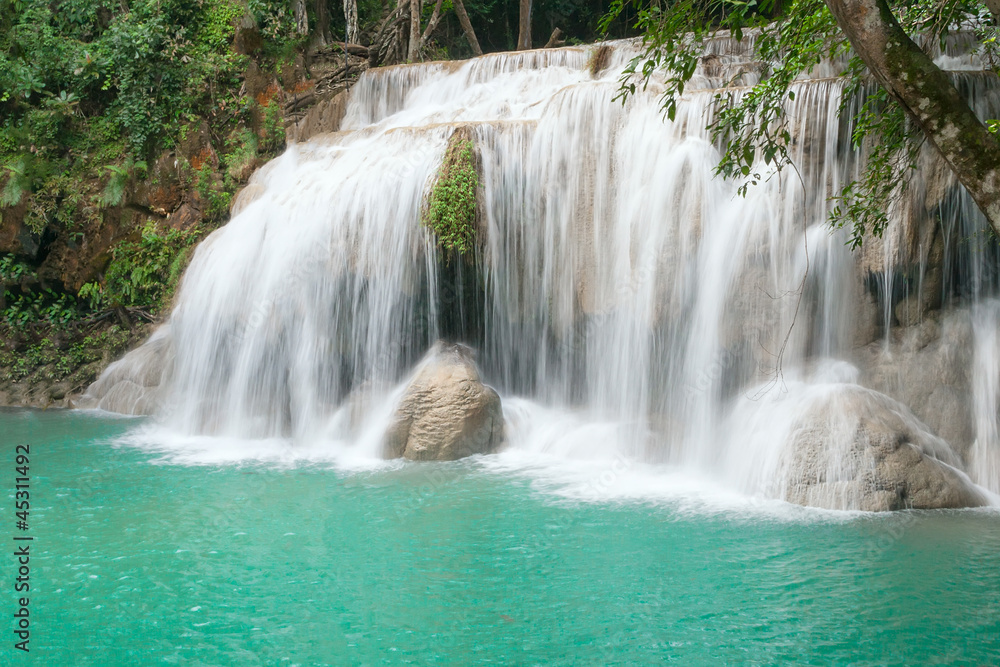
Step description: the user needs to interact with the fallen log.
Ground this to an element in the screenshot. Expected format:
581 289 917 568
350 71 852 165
543 28 565 49
331 41 370 58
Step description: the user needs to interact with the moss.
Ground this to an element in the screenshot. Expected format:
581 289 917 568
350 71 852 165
422 129 479 257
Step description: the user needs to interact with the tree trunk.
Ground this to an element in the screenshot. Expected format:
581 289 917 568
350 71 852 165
517 0 532 50
343 0 360 45
395 0 409 64
419 0 445 50
407 0 421 61
292 0 309 36
543 27 564 48
370 1 409 66
312 0 330 46
825 0 1000 234
452 0 482 56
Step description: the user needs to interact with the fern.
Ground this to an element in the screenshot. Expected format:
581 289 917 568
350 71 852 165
100 164 130 208
1 158 29 207
103 221 201 311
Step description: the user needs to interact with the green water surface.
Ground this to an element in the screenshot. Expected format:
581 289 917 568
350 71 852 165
3 409 999 665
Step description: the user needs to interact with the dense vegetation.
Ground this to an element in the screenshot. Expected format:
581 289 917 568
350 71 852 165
0 0 297 318
0 0 308 399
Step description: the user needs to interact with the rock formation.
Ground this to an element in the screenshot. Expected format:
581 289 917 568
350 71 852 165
285 89 350 144
855 308 976 463
782 386 988 511
74 326 173 416
383 341 504 461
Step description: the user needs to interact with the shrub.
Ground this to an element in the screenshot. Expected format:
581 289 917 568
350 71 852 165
101 221 201 311
423 131 479 256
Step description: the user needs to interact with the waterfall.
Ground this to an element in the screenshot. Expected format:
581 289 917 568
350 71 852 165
972 301 1000 493
88 38 1000 509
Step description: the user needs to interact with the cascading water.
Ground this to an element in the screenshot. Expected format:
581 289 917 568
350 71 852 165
972 300 1000 492
88 37 1000 510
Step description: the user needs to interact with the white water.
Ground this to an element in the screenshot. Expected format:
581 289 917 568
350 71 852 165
95 38 1000 509
972 301 1000 492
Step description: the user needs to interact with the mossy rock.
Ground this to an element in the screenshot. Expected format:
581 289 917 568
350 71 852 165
423 126 480 257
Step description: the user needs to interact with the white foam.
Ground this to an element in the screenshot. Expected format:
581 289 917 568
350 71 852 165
115 423 399 471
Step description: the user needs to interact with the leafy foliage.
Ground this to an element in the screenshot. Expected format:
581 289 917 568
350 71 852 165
0 325 131 384
224 128 259 181
0 254 32 284
423 135 479 256
260 99 286 153
99 163 136 208
0 0 294 338
601 0 996 244
1 157 30 206
99 222 201 312
603 0 841 188
830 80 921 248
0 0 293 230
1 254 81 328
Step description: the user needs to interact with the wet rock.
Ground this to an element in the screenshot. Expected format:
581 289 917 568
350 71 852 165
47 383 69 401
177 120 218 170
853 290 881 348
32 205 140 292
891 235 944 328
278 51 307 91
130 152 184 217
894 295 923 327
784 386 987 511
856 308 974 461
167 202 202 230
383 341 504 461
78 326 173 416
285 89 350 144
0 199 39 258
233 13 262 55
858 147 949 278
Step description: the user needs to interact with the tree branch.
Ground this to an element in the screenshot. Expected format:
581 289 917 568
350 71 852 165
543 27 564 48
825 0 1000 234
452 0 483 56
420 0 445 49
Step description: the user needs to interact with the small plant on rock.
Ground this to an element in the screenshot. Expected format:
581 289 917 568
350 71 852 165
422 131 478 257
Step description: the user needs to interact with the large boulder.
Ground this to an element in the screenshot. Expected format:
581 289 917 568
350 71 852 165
781 386 988 511
383 341 504 461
